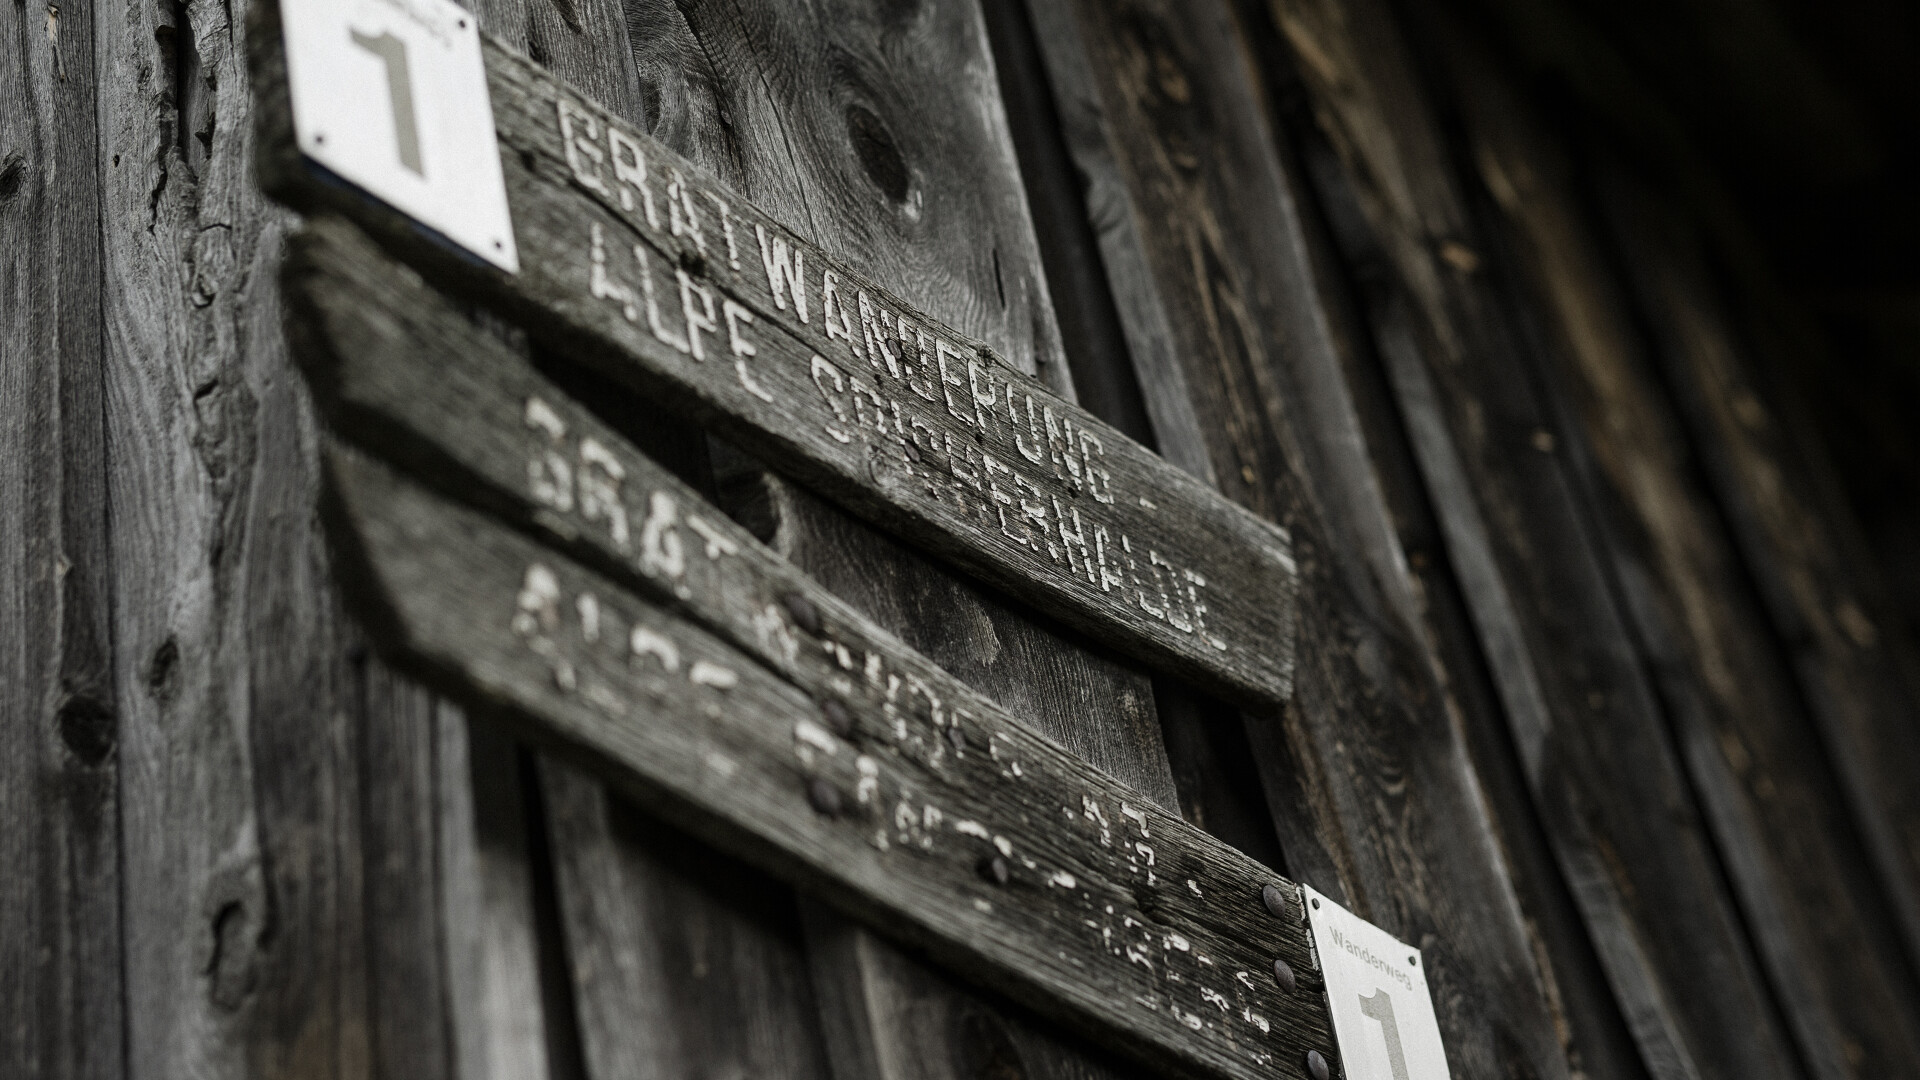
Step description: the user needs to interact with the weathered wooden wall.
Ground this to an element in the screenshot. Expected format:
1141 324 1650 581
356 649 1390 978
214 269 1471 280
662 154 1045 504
5 0 1917 1078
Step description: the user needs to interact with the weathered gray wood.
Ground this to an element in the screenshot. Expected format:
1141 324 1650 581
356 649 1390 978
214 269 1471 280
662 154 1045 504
1450 50 1920 1076
1009 3 1584 1080
536 757 838 1080
97 0 294 1071
1258 1 1805 1078
90 0 498 1077
442 8 840 1080
764 473 1173 1080
285 218 1335 1080
315 438 1335 1080
612 7 1182 1080
0 2 122 1078
1276 121 1652 1080
1597 166 1920 983
247 14 1298 711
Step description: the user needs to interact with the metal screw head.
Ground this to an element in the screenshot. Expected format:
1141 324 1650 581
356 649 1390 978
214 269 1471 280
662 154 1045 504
806 778 843 818
1306 1049 1331 1080
1272 957 1296 993
821 699 855 738
977 855 1011 886
1261 883 1290 919
783 592 823 636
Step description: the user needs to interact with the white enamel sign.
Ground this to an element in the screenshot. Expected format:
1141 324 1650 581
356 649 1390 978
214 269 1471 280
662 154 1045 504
1303 886 1452 1080
281 0 518 272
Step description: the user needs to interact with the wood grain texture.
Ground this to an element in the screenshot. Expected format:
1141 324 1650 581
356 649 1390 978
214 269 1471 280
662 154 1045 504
444 8 839 1080
536 757 837 1080
98 0 301 1070
89 0 509 1076
610 7 1187 1080
0 2 122 1078
313 439 1337 1080
284 219 1336 1080
247 13 1299 711
1450 48 1920 1077
1259 1 1803 1078
1011 3 1582 1080
1275 105 1652 1080
1596 166 1920 985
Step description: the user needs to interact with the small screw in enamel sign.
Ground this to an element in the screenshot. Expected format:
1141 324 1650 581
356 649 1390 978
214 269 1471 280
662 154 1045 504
1302 885 1452 1080
280 0 518 272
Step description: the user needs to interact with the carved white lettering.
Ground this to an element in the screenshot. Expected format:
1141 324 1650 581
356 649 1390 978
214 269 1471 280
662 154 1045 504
722 298 773 401
755 224 808 322
607 126 659 226
556 99 612 198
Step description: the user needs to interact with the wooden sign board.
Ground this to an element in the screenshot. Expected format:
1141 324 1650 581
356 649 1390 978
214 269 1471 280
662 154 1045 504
283 218 1337 1080
249 1 1298 709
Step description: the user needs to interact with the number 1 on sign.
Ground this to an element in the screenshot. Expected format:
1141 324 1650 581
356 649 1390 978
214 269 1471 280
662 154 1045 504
349 28 423 175
1359 988 1412 1080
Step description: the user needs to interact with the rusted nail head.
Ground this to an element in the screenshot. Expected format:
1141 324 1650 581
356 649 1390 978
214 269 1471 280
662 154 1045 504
822 698 855 738
1306 1049 1331 1080
806 778 843 818
1272 957 1297 993
783 592 823 636
977 855 1011 886
1261 883 1289 919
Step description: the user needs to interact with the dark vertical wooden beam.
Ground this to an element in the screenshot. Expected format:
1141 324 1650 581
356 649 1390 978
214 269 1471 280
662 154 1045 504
1 1 122 1078
1597 165 1920 987
1253 1 1806 1078
1434 36 1920 1076
1007 2 1597 1079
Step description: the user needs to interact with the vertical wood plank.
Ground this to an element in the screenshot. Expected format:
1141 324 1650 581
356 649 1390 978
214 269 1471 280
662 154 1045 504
478 6 843 1080
96 0 498 1075
1597 166 1920 985
1 1 122 1077
614 3 1180 1078
99 0 290 1067
1445 45 1920 1076
1256 0 1806 1077
538 760 836 1080
1007 3 1592 1080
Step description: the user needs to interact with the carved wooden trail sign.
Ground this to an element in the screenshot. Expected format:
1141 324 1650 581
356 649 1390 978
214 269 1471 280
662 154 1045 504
282 217 1337 1080
249 0 1298 710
